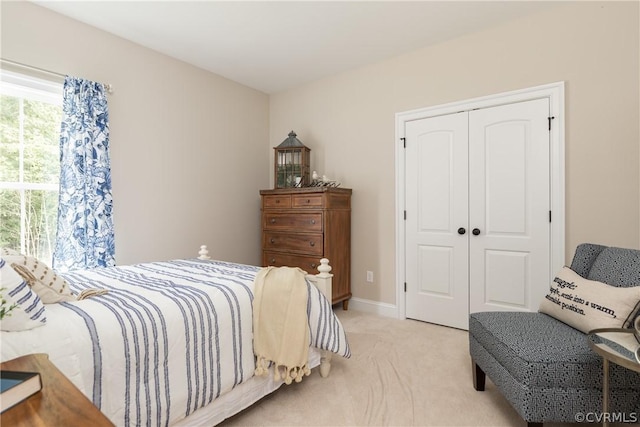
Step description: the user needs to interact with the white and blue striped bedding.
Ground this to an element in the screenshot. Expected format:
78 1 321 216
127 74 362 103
0 259 350 426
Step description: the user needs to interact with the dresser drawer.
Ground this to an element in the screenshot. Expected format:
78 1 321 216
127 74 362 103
263 194 291 209
292 194 324 208
262 212 323 231
263 232 323 256
263 252 323 274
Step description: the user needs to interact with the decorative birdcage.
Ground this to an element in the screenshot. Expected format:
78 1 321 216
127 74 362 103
274 131 310 188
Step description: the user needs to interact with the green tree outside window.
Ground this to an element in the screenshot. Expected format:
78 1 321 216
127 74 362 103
0 73 62 264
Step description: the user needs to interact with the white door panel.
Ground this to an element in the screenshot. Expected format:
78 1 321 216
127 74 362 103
484 126 527 234
417 130 454 232
405 112 469 329
405 98 551 329
468 99 550 314
417 245 454 296
484 249 528 307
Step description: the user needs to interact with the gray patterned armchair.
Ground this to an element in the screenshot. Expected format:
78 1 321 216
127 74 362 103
469 243 640 426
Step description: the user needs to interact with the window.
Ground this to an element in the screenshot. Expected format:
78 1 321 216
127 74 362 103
0 71 62 264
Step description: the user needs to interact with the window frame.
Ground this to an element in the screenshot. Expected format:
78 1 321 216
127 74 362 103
0 70 63 259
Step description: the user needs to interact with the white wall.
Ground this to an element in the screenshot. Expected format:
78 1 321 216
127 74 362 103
3 2 638 309
269 1 640 306
1 1 271 265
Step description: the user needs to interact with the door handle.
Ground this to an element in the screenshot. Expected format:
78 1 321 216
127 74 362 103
472 228 481 236
458 227 466 235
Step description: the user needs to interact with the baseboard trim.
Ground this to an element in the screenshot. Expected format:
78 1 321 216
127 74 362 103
346 297 398 318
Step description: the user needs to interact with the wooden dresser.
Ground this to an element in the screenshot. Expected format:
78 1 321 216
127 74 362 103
260 187 352 309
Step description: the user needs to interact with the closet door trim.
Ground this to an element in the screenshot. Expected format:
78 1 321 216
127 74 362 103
395 81 565 320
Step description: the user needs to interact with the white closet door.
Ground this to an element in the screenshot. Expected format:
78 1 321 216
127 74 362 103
468 98 550 314
404 112 469 329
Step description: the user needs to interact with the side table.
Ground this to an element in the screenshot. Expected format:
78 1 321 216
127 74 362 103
587 328 640 427
0 353 114 426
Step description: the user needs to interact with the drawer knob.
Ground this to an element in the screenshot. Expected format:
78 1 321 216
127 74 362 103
311 263 317 269
270 218 276 224
276 199 280 203
310 219 316 224
270 238 275 244
309 241 315 247
306 199 310 203
270 258 276 264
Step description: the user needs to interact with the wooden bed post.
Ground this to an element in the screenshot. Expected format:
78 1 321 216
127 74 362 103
198 245 211 260
307 258 333 378
307 258 333 302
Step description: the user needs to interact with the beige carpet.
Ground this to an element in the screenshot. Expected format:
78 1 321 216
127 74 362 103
219 309 635 427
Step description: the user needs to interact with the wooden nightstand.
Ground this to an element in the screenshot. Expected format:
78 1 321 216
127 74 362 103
0 353 114 426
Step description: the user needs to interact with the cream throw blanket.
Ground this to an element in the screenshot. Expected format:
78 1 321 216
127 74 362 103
253 266 311 384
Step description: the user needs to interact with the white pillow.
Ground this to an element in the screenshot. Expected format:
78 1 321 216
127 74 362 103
0 257 47 331
539 266 640 333
4 254 76 304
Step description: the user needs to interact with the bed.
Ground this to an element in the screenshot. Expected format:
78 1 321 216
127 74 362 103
0 247 350 426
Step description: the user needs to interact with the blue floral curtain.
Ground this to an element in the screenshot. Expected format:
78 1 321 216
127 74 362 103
53 76 115 272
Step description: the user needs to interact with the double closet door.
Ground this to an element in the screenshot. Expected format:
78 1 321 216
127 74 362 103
404 99 551 330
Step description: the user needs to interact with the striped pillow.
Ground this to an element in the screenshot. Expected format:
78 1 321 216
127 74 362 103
0 257 47 331
4 254 76 304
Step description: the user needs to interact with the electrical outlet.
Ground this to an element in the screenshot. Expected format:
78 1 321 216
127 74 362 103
366 271 374 283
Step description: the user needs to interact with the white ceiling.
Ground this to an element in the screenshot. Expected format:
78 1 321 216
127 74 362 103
33 1 555 94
